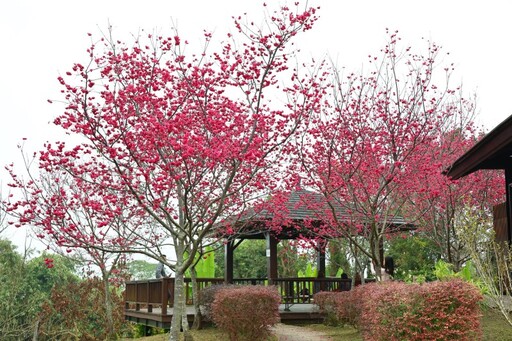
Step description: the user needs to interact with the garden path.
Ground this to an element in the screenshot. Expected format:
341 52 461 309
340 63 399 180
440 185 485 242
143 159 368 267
272 323 333 341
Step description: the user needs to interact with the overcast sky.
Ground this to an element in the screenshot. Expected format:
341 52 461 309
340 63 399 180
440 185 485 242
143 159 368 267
1 0 511 250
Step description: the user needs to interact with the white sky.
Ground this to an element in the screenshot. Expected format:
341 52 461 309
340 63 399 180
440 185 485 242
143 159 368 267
1 0 511 251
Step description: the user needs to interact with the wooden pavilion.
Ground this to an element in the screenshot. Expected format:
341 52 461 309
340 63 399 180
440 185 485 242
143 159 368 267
446 114 512 242
222 188 411 284
124 188 412 328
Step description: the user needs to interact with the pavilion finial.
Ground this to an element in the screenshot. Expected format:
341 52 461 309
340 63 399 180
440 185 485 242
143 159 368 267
295 177 302 190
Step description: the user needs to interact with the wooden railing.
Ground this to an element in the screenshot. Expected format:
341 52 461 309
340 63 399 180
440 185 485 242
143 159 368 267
273 277 352 310
124 277 352 314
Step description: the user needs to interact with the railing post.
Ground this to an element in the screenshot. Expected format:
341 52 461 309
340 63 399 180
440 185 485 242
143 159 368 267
147 281 152 313
135 282 140 311
161 278 168 315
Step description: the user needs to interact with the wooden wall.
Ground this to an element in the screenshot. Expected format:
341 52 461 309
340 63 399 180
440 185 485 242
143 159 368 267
493 202 508 243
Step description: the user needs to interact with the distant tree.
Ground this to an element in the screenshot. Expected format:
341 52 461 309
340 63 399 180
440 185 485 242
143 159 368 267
37 278 129 340
214 240 267 279
233 240 267 279
5 160 133 338
387 233 441 282
278 240 313 278
27 252 79 294
457 211 512 327
127 259 157 280
0 191 7 235
326 239 352 277
0 240 79 340
0 239 41 340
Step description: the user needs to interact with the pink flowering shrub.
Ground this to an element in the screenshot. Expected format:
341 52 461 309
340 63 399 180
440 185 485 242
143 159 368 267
407 279 482 340
313 292 339 326
211 285 281 341
315 279 482 340
360 279 482 340
314 288 364 328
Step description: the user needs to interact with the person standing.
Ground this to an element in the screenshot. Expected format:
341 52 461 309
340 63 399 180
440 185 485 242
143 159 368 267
155 255 172 307
380 256 394 282
155 255 168 278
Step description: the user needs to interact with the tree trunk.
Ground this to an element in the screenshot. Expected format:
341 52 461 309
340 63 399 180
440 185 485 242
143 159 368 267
190 266 203 330
32 318 39 341
169 242 186 341
102 271 115 339
181 291 189 333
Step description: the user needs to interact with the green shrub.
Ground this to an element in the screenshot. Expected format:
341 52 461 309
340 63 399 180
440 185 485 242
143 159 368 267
211 285 280 341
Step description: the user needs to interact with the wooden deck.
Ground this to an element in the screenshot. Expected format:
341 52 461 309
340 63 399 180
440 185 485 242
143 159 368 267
124 304 323 329
124 277 353 328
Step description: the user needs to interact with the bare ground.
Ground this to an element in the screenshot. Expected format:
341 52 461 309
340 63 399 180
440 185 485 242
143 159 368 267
272 323 334 341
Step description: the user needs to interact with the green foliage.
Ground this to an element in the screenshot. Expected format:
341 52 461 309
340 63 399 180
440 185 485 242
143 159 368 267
298 263 317 278
327 240 351 277
387 234 440 282
0 239 43 340
27 252 79 293
129 324 166 337
0 242 78 339
278 240 313 277
0 238 121 340
213 239 318 280
189 246 215 278
433 259 455 280
434 259 488 294
335 268 344 277
215 240 267 279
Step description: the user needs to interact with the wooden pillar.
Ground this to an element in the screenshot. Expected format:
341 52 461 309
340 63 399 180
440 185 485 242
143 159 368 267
224 240 234 284
266 233 278 284
505 168 512 244
316 240 326 278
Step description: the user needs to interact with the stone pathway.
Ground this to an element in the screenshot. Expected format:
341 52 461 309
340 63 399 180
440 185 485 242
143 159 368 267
272 323 333 341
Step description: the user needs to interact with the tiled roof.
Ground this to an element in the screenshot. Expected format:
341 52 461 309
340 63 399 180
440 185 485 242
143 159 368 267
226 189 412 239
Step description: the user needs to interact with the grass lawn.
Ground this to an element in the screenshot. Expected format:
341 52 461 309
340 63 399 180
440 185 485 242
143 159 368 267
481 307 512 341
124 307 512 340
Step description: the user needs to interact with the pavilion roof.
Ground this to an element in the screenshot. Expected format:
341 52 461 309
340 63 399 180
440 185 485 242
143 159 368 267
446 114 512 179
224 189 413 240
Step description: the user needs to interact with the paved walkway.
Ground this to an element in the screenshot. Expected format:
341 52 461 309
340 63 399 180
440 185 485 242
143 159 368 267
272 323 332 341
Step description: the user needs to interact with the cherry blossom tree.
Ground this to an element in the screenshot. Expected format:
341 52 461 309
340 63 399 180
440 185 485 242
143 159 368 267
288 31 494 280
5 154 131 339
411 125 505 271
5 4 323 340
